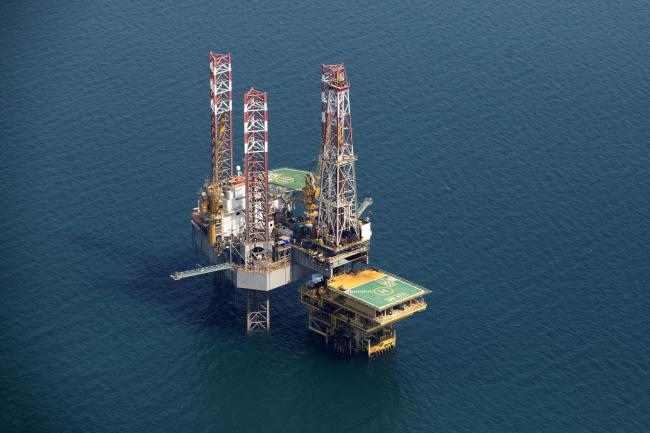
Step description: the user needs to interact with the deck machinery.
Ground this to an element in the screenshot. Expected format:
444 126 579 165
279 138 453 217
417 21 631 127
172 52 429 356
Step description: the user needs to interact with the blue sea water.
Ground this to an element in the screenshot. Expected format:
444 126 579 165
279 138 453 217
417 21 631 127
1 0 649 431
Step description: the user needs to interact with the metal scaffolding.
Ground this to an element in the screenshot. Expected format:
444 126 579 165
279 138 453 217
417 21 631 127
246 289 270 333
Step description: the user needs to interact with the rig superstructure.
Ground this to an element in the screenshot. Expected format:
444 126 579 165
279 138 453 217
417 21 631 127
172 52 429 356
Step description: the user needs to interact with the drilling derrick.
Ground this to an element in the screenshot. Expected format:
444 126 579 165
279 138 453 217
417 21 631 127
317 64 359 249
291 64 371 279
296 63 429 357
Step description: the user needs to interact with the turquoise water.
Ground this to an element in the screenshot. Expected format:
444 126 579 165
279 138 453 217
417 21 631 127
1 1 649 431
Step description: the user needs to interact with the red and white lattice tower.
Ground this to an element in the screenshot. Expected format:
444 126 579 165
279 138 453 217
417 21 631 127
317 64 358 247
243 88 269 245
209 52 233 183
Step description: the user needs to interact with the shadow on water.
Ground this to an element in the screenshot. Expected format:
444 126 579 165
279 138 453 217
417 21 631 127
69 230 247 336
72 230 410 363
69 231 318 350
127 262 247 337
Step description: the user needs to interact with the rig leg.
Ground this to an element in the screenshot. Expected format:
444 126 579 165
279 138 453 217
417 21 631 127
246 289 270 333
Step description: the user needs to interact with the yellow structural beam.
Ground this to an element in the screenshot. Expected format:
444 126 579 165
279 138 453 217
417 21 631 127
368 334 396 357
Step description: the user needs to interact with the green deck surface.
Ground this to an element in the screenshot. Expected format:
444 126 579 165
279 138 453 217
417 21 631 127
331 273 428 310
269 167 309 192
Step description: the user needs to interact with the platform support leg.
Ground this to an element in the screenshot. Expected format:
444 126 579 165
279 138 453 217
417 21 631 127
246 290 270 333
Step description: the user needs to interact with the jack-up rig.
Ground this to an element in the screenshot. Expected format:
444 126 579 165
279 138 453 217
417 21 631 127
171 52 429 357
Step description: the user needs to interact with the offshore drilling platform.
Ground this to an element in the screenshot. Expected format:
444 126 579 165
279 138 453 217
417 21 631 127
171 52 429 357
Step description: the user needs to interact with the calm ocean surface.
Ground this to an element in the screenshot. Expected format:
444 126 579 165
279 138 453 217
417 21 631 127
1 1 649 431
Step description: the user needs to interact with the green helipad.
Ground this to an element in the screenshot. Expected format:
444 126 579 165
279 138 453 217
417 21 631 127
269 167 309 192
328 269 429 311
